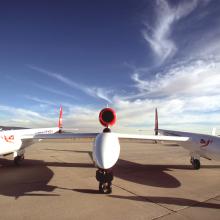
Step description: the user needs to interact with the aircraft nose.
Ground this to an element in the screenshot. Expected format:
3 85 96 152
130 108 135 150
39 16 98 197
93 132 120 169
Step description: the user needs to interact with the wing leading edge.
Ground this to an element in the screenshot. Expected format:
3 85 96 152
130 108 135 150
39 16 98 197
28 132 189 143
30 132 99 140
116 133 190 142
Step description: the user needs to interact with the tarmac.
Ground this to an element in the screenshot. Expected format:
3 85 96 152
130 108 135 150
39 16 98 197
0 139 220 220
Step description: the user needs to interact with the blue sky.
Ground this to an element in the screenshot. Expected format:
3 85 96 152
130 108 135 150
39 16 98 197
1 0 220 133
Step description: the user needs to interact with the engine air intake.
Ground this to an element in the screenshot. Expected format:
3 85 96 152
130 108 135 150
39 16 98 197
99 108 116 127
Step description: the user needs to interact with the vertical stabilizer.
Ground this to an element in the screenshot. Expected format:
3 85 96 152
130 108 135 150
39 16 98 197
58 106 63 132
155 108 158 135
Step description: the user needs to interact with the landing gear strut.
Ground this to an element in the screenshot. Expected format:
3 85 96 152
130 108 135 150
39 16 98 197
14 155 24 166
96 169 113 194
190 157 200 169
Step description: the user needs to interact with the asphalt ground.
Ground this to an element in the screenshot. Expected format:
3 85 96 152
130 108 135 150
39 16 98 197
0 139 220 220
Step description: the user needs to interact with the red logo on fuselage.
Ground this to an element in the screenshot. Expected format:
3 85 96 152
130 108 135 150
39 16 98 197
1 135 15 143
200 139 213 148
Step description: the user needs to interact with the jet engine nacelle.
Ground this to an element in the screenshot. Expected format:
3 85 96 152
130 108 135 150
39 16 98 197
99 108 116 128
93 132 120 169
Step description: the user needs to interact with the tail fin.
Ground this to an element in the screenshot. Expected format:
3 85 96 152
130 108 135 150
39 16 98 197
58 106 63 132
155 108 158 135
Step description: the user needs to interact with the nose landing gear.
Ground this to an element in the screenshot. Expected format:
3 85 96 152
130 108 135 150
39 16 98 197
190 157 201 169
96 169 113 194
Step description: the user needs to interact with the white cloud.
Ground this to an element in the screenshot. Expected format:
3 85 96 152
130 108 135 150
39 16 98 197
106 57 220 133
32 83 79 100
142 0 200 63
2 1 219 134
24 95 57 106
0 105 54 128
17 57 220 134
130 59 220 98
27 65 112 103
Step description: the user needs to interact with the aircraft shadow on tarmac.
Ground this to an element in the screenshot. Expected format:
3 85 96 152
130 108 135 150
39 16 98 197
0 158 93 199
109 195 220 209
1 148 220 199
45 149 220 189
45 149 182 188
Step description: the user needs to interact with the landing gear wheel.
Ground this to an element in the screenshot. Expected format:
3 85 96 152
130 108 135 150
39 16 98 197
96 169 113 194
191 159 200 170
99 182 112 194
14 155 24 166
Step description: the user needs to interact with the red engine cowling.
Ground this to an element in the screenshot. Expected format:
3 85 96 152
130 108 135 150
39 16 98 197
99 108 116 127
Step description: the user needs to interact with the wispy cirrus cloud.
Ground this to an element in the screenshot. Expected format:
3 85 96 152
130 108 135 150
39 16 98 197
0 105 54 127
24 94 85 111
111 0 220 133
2 1 218 134
32 83 79 100
27 65 113 103
142 0 200 63
109 56 220 133
24 95 57 106
130 59 219 98
23 57 220 132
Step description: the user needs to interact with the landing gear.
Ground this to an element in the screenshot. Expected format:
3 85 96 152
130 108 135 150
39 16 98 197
99 182 112 194
13 150 25 166
14 155 24 166
96 169 113 194
190 157 200 169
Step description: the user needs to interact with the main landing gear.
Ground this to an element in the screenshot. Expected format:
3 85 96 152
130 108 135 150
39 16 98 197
14 155 24 166
190 157 200 169
96 169 113 194
13 150 25 166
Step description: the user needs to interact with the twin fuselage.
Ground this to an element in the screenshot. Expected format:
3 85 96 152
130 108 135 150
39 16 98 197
158 129 220 161
93 130 220 170
1 125 220 170
2 107 220 195
0 127 59 156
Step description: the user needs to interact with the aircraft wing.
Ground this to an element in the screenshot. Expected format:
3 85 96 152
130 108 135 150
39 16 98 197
24 132 189 144
157 128 189 137
30 133 99 140
116 133 190 142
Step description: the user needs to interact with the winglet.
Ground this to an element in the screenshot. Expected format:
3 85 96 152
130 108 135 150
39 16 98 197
58 106 63 132
155 108 158 135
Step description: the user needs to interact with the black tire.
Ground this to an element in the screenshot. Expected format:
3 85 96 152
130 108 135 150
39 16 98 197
14 155 24 166
96 170 105 182
192 159 200 170
99 182 112 194
96 170 114 182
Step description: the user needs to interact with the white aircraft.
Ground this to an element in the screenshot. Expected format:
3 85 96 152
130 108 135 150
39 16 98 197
34 107 193 194
0 107 63 165
3 106 220 194
154 108 220 170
